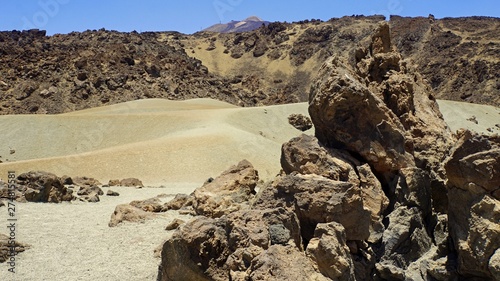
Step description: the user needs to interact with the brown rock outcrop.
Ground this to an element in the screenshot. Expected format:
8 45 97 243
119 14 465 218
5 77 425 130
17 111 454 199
15 171 74 203
255 173 370 242
445 130 500 279
305 222 356 280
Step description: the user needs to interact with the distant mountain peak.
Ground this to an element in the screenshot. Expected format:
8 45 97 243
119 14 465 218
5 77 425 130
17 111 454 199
245 16 263 22
202 16 269 33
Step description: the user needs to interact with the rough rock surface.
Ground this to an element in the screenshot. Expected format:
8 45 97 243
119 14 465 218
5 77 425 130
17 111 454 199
287 113 313 131
108 204 155 227
157 22 497 281
306 222 356 280
15 171 74 203
445 130 500 279
159 207 304 281
190 159 259 218
255 173 371 241
0 233 30 263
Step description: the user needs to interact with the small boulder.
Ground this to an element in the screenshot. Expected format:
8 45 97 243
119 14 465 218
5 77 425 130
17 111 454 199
0 233 30 263
108 204 154 227
119 178 144 187
287 113 312 131
108 179 120 186
106 190 120 196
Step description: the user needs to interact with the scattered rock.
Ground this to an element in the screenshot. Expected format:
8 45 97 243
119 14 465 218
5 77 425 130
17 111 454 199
162 193 190 211
16 171 74 203
130 197 163 212
77 185 103 196
0 233 30 263
106 190 120 196
119 178 144 187
72 176 102 187
466 115 478 124
79 192 100 203
108 204 154 227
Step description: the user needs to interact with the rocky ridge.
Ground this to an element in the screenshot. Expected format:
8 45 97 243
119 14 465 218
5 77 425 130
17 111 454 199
0 15 498 114
155 23 500 280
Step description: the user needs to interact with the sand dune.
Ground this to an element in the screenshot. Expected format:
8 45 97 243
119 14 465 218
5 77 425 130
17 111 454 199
0 98 312 185
1 98 498 185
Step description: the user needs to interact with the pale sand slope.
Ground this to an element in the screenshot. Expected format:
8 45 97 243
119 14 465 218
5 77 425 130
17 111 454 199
0 99 498 281
0 98 312 185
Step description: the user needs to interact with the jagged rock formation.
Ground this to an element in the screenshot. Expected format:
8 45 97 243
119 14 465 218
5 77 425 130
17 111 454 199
157 23 499 280
0 15 498 114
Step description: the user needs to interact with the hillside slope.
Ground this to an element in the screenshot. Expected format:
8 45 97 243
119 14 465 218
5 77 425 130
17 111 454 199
0 15 498 114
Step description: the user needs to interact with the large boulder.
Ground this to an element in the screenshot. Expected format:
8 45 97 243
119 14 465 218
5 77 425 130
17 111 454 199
16 171 74 203
191 159 259 218
444 130 500 279
309 54 413 174
158 207 304 281
254 173 371 242
247 245 330 281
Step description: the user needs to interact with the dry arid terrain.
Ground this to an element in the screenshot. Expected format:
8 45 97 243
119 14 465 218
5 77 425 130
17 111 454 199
0 16 500 281
0 15 498 115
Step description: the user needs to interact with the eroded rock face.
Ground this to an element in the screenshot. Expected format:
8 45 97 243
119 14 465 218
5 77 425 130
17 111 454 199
309 22 452 177
158 23 496 281
445 130 500 279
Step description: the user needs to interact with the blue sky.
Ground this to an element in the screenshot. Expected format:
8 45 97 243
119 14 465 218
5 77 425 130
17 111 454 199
1 0 499 35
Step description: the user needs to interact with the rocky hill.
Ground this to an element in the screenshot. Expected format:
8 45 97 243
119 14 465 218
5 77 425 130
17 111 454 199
0 15 498 114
